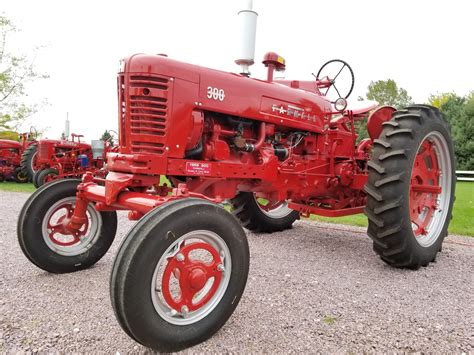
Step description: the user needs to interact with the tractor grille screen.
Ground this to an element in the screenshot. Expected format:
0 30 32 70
122 74 172 155
38 143 49 160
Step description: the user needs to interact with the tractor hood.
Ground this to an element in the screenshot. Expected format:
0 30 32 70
0 139 22 149
121 54 333 134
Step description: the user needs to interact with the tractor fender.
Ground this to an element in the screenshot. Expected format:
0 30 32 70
366 105 396 140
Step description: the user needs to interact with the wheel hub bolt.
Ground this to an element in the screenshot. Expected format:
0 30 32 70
181 305 189 316
176 253 185 262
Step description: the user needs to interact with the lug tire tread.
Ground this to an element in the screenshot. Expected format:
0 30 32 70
20 144 38 181
364 106 455 269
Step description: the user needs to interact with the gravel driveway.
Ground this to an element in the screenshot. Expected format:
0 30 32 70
1 191 473 353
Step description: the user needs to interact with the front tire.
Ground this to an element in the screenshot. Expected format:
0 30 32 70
111 199 249 352
32 169 42 188
230 192 299 232
17 179 117 273
36 168 59 187
365 105 455 269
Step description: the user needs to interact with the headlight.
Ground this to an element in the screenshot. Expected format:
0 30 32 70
334 97 347 112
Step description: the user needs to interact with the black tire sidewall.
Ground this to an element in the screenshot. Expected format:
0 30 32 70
20 179 117 273
249 195 299 228
113 200 249 352
232 192 299 233
32 169 42 188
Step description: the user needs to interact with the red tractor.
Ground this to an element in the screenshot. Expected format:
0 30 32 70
17 14 455 353
0 139 28 182
31 132 116 187
0 130 37 182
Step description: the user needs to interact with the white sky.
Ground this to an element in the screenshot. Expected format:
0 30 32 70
3 0 474 140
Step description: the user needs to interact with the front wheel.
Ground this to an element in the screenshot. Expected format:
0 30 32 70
35 168 59 187
230 192 299 232
17 179 117 273
110 199 249 352
364 105 455 269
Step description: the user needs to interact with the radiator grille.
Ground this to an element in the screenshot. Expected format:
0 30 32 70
118 74 126 147
38 143 49 160
128 75 170 154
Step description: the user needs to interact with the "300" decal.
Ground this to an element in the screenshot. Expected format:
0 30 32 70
206 86 225 101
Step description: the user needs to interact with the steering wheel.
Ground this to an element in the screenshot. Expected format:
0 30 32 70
315 59 355 100
29 126 38 140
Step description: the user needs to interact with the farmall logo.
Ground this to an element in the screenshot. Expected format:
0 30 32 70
271 104 318 122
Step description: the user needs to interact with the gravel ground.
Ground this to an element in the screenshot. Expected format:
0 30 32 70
1 191 473 353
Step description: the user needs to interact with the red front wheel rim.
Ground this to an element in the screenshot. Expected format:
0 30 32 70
151 230 231 325
41 197 101 256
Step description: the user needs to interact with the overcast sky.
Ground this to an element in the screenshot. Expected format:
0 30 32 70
3 0 473 140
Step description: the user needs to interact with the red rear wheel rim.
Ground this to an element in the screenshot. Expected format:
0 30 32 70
410 139 441 236
408 132 452 247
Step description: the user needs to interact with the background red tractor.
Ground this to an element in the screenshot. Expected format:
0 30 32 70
0 129 37 182
31 131 116 187
17 3 455 352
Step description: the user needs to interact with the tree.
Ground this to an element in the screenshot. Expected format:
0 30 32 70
366 79 412 109
0 15 48 131
354 79 413 142
461 94 474 169
431 92 474 170
101 130 114 145
428 92 457 109
0 129 18 140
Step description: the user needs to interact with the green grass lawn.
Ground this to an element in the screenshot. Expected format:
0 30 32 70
1 181 472 236
0 182 36 193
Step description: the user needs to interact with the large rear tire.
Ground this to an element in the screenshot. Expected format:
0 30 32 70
110 199 249 352
230 192 299 232
364 105 455 269
17 179 117 273
20 144 38 181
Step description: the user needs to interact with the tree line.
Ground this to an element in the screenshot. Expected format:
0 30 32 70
363 79 473 170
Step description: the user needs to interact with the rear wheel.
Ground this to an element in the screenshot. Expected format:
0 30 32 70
111 199 249 352
231 192 299 232
364 105 455 269
13 167 29 183
36 168 59 187
20 144 38 181
17 179 117 273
